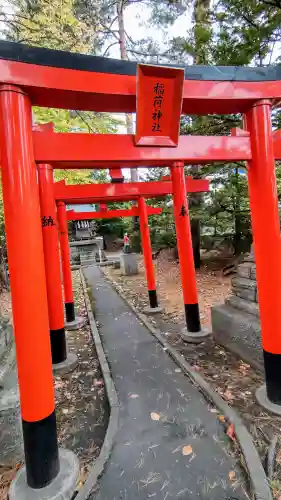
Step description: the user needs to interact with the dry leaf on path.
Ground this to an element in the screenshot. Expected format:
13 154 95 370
192 365 201 371
182 445 193 456
226 423 236 441
224 389 234 401
93 379 104 387
150 412 160 421
228 470 236 481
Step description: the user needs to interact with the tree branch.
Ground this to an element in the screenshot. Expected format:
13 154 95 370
74 111 95 133
261 0 281 7
102 41 119 56
98 22 120 40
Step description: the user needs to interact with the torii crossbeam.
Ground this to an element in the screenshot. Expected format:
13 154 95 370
55 177 209 204
66 207 162 220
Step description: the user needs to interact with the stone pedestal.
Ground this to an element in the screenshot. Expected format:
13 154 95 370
212 248 263 369
120 253 138 276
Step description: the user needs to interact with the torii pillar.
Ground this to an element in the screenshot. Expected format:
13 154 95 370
0 85 78 496
57 201 86 330
138 197 163 314
171 162 210 343
246 101 281 414
38 164 78 373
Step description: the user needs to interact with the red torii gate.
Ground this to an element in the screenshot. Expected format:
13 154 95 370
38 167 209 374
67 205 163 313
1 40 281 495
53 176 209 326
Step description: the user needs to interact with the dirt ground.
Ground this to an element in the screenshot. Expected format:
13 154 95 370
0 271 109 499
57 271 109 495
108 249 232 328
104 251 281 499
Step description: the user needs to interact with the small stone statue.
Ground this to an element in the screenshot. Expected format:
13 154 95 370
123 233 131 254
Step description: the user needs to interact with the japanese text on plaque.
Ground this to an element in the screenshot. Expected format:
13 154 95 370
152 83 165 132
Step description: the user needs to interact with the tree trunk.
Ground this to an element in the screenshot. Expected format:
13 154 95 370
189 0 211 269
191 218 201 268
233 212 243 255
117 1 138 230
194 0 211 65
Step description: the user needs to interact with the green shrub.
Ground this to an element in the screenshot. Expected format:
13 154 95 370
155 230 176 248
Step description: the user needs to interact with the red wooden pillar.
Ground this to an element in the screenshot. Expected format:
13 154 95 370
138 197 162 312
38 164 67 364
57 201 75 322
246 100 281 410
0 85 59 487
171 162 208 340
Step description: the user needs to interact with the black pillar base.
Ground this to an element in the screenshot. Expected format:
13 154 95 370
263 350 281 404
148 290 158 309
65 302 75 323
50 328 67 364
23 410 59 489
184 303 201 333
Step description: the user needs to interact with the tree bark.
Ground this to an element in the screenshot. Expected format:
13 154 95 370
117 1 138 230
189 0 211 269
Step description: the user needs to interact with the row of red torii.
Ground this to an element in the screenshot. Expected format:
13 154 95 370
55 173 209 321
1 39 281 497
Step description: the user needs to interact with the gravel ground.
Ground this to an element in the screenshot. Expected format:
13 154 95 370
56 271 109 495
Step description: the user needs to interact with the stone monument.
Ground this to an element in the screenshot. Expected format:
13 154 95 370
211 247 263 368
70 236 107 266
0 318 23 464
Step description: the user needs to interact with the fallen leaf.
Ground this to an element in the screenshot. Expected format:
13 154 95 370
192 365 201 371
182 445 193 456
55 381 65 389
226 424 236 441
224 389 234 401
93 379 104 387
150 412 160 421
239 364 249 375
228 470 236 481
218 415 226 422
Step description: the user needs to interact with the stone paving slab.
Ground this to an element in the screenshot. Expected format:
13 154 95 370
84 266 248 500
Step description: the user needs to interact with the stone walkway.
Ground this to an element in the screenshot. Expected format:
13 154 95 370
84 266 248 500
